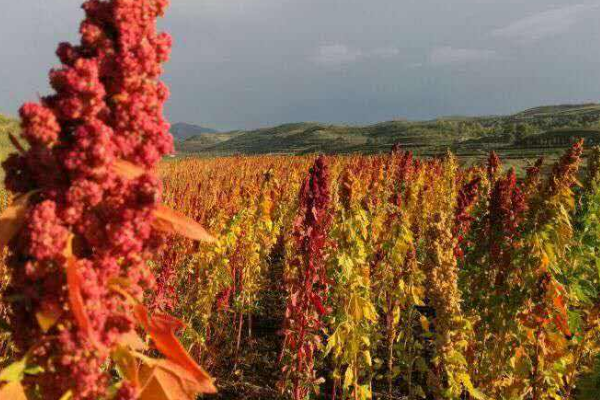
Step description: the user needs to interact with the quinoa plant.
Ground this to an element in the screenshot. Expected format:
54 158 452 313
280 156 332 400
0 1 215 399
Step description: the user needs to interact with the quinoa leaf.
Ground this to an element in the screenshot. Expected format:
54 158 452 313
152 205 216 243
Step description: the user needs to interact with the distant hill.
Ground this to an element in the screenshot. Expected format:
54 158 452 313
187 121 459 156
0 114 19 154
0 114 21 180
518 128 600 147
3 103 600 162
171 122 219 141
0 118 222 145
514 103 600 119
177 103 600 157
174 132 244 153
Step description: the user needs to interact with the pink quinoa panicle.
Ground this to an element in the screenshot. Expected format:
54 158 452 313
453 176 481 258
281 155 332 400
2 0 174 398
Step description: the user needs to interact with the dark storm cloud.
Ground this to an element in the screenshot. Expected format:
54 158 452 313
2 0 600 130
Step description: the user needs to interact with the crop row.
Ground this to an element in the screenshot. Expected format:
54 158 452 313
129 142 600 399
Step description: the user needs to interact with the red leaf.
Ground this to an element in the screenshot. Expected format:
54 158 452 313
153 205 216 243
133 305 216 394
312 295 326 316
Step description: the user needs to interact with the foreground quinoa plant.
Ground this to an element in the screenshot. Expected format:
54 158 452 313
0 0 215 399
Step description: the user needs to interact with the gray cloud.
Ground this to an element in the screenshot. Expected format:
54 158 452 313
370 47 400 58
311 44 403 67
2 0 600 130
429 46 498 66
311 44 363 66
492 3 600 43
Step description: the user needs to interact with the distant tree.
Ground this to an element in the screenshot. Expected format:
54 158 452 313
502 123 516 135
515 123 534 142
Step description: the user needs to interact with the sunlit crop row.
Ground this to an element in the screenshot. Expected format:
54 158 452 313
128 143 600 400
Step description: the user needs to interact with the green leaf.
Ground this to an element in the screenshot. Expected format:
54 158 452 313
343 367 354 389
325 330 338 355
0 317 11 332
23 366 44 376
415 357 428 372
363 351 372 367
459 373 487 400
0 357 27 383
445 350 467 366
414 385 426 398
59 390 73 400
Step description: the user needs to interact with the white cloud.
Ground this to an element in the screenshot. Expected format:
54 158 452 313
429 46 498 66
491 3 600 43
312 44 362 66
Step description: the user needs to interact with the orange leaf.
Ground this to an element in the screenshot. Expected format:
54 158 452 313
112 160 148 180
134 305 216 394
139 359 214 400
152 205 216 243
0 192 34 251
35 302 62 333
66 258 104 349
551 295 572 338
552 313 572 338
63 234 74 258
419 315 430 332
548 281 572 338
539 253 550 271
118 331 148 351
66 258 92 335
0 381 28 400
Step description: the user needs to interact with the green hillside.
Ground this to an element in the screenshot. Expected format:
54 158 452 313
518 128 600 147
174 131 244 153
514 103 600 118
177 103 600 157
3 103 600 162
0 114 18 144
0 114 19 171
183 119 489 156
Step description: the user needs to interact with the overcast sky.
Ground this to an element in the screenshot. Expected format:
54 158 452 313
2 0 600 130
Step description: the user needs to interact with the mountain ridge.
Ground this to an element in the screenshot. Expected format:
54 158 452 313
176 103 600 156
3 103 600 159
171 122 220 141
